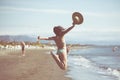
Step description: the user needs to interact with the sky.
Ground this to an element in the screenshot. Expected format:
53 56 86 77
0 0 120 45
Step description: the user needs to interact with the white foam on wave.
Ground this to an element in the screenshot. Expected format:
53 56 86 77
68 55 120 80
107 68 120 80
68 55 93 69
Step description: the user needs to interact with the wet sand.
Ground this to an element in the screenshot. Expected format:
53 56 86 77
0 49 71 80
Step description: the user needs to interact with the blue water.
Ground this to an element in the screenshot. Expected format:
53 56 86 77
67 45 120 80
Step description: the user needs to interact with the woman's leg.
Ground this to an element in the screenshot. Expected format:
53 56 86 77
50 51 67 70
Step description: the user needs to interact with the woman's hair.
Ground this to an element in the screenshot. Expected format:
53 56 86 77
53 26 65 36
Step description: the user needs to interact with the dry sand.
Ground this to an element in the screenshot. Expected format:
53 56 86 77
0 49 71 80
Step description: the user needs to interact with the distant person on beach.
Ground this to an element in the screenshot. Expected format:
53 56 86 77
112 46 118 52
66 45 72 54
37 36 40 43
38 23 75 70
21 41 25 56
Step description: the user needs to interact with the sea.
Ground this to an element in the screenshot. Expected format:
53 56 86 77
66 45 120 80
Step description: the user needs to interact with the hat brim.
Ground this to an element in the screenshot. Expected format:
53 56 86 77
72 12 83 25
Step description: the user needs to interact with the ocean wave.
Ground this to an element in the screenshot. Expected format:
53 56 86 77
104 67 120 80
68 55 120 80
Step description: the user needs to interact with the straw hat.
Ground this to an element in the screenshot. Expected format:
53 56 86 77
72 12 83 25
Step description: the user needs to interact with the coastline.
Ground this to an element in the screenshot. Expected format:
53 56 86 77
0 49 71 80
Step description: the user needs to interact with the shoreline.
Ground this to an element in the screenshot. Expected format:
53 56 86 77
0 49 71 80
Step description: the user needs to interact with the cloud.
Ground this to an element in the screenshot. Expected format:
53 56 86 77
84 12 120 17
1 6 120 17
71 26 120 34
0 6 70 14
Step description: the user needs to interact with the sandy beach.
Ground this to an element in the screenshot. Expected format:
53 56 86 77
0 49 71 80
